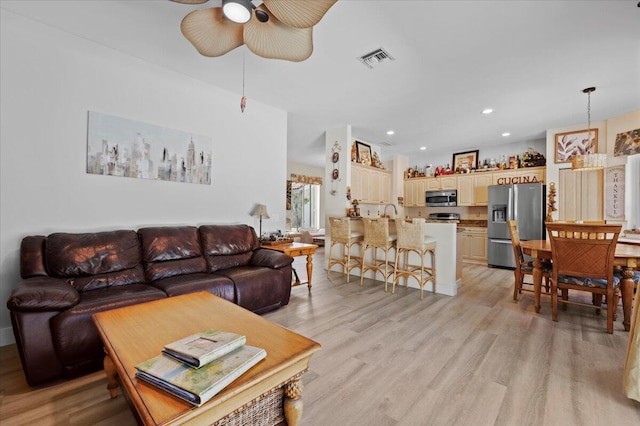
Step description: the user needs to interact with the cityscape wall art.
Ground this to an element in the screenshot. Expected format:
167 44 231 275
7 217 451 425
87 111 212 185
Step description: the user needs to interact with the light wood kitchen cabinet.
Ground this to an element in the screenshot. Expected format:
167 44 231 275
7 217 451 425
456 173 492 206
457 175 474 206
425 178 441 191
473 173 493 206
459 227 487 264
425 175 457 191
352 163 392 204
558 168 603 222
404 178 426 207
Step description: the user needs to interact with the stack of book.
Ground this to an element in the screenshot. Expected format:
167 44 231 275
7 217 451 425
135 329 266 406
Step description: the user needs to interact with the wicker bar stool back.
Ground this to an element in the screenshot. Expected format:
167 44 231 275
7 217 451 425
360 218 397 291
392 218 436 299
327 217 363 283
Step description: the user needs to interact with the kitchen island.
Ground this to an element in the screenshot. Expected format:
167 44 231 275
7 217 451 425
326 218 462 296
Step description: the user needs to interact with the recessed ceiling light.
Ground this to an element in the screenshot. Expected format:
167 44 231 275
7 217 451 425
501 132 511 137
420 146 426 151
482 108 493 114
387 130 395 135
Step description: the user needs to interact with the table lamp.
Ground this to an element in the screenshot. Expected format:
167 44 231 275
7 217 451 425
250 204 270 241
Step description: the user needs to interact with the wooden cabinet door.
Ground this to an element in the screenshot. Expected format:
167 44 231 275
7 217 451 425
580 169 603 221
404 180 415 207
468 230 487 261
440 176 457 190
558 168 603 221
459 230 470 259
457 175 474 206
415 179 426 207
473 174 492 206
426 178 440 191
380 172 391 204
352 166 365 202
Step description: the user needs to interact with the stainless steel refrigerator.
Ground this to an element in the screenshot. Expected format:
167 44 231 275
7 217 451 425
487 183 546 269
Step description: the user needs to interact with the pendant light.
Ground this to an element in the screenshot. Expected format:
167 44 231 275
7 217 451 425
572 87 606 170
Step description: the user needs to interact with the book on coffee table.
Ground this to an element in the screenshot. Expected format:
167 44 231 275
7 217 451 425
135 345 266 406
162 329 246 368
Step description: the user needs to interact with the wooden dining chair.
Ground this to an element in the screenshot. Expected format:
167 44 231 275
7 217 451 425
507 220 551 301
546 222 622 333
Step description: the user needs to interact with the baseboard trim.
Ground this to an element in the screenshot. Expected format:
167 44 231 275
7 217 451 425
1 326 16 347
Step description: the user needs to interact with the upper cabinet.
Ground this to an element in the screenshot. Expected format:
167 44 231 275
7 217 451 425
404 167 546 208
352 163 392 204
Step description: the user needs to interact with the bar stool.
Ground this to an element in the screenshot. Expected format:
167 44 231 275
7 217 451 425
392 218 436 299
327 217 363 283
360 217 397 291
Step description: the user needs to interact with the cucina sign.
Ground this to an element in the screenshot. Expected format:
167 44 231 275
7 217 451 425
496 175 540 185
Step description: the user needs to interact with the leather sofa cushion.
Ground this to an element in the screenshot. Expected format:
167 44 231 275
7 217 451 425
20 236 47 278
138 226 206 282
45 230 144 292
217 266 287 313
200 224 259 272
149 272 235 301
50 284 166 366
7 277 79 312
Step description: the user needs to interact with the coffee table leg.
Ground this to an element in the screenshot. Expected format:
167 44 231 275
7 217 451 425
306 254 313 292
284 378 303 426
104 355 120 398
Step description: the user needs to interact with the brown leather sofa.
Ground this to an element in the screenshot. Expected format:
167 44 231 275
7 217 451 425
7 224 294 386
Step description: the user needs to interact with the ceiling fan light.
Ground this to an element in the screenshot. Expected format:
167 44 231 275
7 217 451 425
222 0 252 24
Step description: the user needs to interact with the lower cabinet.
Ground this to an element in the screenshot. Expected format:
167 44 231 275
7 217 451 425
459 227 487 264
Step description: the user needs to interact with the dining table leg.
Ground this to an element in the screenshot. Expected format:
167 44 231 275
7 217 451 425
621 266 635 332
533 255 542 313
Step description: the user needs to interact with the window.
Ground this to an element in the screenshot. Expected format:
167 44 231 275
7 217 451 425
290 182 320 229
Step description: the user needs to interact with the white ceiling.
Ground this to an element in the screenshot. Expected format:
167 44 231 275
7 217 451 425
2 0 639 168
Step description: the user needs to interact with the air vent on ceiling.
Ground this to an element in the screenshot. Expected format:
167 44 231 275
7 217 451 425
357 47 394 69
379 141 394 147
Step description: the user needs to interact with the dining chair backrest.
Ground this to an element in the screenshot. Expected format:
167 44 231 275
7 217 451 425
546 223 621 281
506 220 525 266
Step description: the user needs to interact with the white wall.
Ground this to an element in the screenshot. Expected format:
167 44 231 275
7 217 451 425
0 11 288 346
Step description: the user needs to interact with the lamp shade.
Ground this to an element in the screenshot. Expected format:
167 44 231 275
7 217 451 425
250 204 270 218
572 153 606 170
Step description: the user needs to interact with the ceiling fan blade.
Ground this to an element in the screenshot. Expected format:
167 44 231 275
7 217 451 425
181 7 244 57
170 0 210 4
263 0 337 29
244 6 313 62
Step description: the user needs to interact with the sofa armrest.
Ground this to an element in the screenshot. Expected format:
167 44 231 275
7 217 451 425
7 277 80 312
251 249 294 269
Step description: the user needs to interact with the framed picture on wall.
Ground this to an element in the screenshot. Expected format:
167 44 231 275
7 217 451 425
452 150 479 171
554 129 598 163
355 141 372 166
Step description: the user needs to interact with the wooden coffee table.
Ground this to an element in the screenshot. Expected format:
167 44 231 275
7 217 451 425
92 292 320 425
262 242 318 292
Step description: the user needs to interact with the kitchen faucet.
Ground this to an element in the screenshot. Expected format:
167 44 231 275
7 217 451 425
383 203 398 218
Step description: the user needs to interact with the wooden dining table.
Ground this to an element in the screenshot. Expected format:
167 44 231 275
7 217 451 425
521 239 640 402
521 239 640 330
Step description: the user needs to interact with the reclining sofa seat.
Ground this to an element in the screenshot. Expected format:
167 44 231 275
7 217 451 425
7 224 294 386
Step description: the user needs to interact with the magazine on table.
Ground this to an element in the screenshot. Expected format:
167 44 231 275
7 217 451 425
135 345 266 406
162 329 246 368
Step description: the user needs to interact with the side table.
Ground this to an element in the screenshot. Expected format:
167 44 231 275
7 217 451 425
261 242 318 292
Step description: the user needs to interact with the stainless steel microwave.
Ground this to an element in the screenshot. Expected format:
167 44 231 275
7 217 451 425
425 190 457 207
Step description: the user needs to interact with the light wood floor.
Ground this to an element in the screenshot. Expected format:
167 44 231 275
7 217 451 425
1 249 639 425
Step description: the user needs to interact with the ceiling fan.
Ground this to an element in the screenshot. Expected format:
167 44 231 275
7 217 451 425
171 0 337 62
